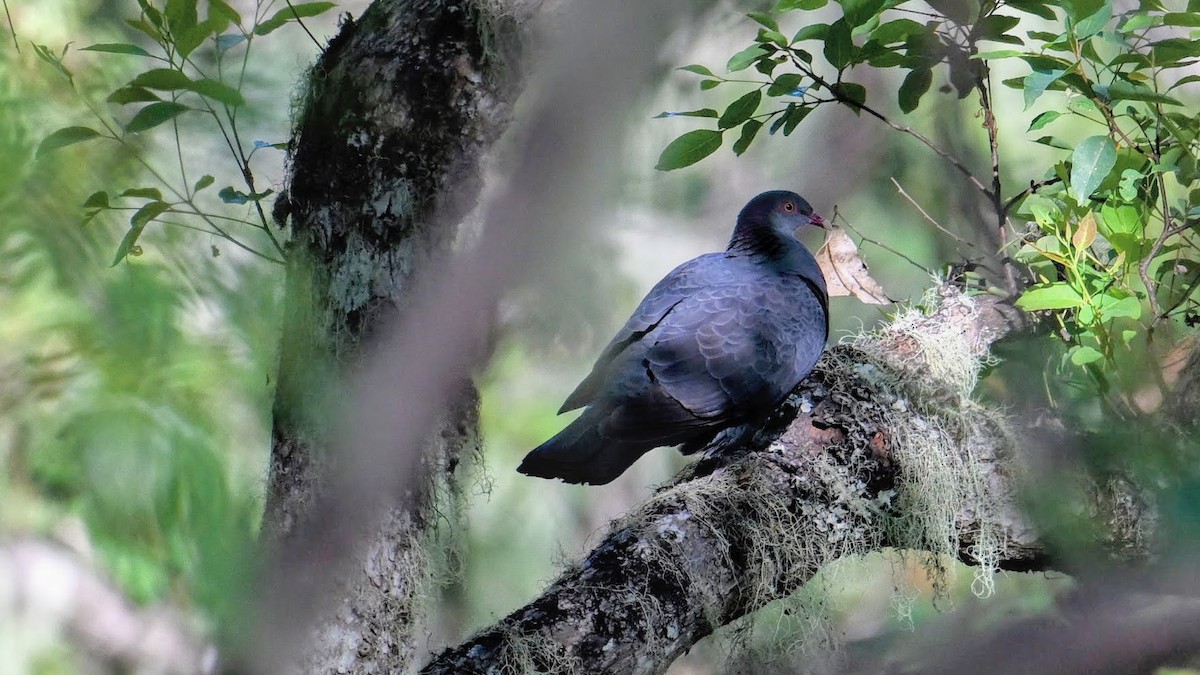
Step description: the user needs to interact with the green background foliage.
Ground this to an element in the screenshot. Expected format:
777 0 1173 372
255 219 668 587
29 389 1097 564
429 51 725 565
7 0 1200 672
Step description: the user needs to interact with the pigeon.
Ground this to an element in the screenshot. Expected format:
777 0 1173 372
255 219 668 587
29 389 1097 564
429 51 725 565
518 190 829 485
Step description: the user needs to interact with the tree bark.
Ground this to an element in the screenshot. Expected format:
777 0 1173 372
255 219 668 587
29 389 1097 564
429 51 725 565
422 288 1157 675
262 1 524 672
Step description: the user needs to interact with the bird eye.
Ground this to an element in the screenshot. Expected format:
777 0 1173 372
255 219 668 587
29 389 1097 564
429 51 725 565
783 202 795 212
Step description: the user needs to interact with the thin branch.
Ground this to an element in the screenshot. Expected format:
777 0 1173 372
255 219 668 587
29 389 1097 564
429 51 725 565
834 209 930 273
1143 171 1175 321
890 177 976 250
1002 177 1063 215
790 52 994 202
285 0 323 50
2 0 18 53
975 66 1012 290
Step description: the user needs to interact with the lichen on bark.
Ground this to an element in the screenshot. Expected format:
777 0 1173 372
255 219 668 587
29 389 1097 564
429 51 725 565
261 1 527 672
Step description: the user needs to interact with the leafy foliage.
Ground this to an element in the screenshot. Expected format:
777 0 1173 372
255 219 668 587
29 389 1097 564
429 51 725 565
6 0 300 638
658 0 1200 395
33 0 336 265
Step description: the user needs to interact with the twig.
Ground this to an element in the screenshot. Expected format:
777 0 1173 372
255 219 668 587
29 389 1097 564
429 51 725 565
1143 171 1176 322
975 66 1011 290
834 209 930 273
286 0 323 50
890 177 976 249
1002 177 1063 215
2 0 18 53
791 53 994 202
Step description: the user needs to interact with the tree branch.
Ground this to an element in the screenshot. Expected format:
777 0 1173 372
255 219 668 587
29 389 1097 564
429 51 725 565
422 287 1153 675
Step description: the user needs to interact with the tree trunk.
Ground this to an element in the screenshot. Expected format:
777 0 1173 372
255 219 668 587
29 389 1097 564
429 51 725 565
262 1 524 671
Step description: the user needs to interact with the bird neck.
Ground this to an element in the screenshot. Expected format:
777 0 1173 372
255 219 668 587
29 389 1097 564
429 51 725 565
727 220 828 295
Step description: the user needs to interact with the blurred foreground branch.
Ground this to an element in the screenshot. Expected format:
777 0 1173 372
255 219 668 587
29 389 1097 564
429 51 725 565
0 538 212 675
423 287 1158 674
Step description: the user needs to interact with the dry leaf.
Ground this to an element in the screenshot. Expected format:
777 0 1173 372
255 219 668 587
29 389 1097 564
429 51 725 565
816 229 894 305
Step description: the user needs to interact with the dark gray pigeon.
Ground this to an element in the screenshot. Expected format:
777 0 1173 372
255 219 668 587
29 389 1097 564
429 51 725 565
518 190 829 485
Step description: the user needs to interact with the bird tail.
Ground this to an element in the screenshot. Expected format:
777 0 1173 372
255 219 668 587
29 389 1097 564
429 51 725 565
517 415 650 485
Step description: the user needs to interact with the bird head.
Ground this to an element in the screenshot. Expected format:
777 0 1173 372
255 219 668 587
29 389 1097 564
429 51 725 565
731 190 828 254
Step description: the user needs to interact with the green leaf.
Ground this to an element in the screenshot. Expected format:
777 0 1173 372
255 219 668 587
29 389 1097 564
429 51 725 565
841 0 885 27
793 23 830 42
125 102 191 133
130 200 171 228
165 0 199 36
783 104 812 135
126 18 163 43
81 42 153 57
1028 110 1062 131
132 68 194 90
1120 12 1160 31
823 19 854 69
974 14 1021 42
928 0 977 23
193 175 215 192
175 21 213 58
1151 38 1200 66
1034 135 1073 150
36 126 103 157
655 130 724 171
759 28 789 46
1163 12 1200 27
189 78 245 107
1023 66 1067 109
111 226 145 266
121 187 164 200
1069 345 1104 365
870 18 924 44
107 85 162 104
254 2 336 36
218 187 249 204
974 49 1025 60
767 73 805 97
1016 282 1086 310
733 119 764 155
1100 295 1141 320
82 191 110 208
1118 168 1142 201
719 90 762 129
208 0 242 28
776 0 828 10
1069 135 1117 204
1098 203 1141 236
747 11 779 31
1168 74 1200 91
1072 0 1111 38
32 43 73 83
1095 80 1183 105
678 64 716 77
654 109 720 119
898 68 932 113
831 82 867 110
727 45 769 72
1006 0 1057 20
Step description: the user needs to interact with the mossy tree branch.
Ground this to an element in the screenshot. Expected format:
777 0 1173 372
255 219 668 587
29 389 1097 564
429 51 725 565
422 287 1156 675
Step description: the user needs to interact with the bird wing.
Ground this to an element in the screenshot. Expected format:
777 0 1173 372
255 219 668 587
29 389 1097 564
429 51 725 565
575 264 828 444
558 255 723 413
643 271 827 425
